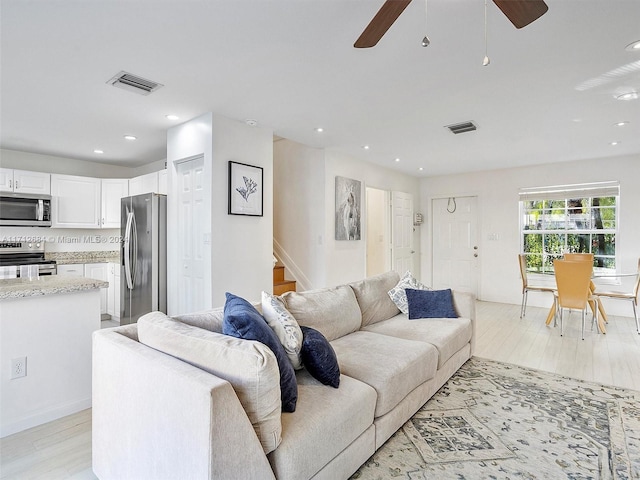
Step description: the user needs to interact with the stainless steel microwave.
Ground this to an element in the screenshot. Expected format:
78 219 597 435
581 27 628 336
0 193 52 227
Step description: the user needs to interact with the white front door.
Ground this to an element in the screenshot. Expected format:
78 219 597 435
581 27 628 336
175 156 206 314
391 191 414 275
431 196 478 295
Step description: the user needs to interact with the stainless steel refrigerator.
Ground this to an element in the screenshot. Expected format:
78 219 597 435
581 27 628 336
120 193 167 325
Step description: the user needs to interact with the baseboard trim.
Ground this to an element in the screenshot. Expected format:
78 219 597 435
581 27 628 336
1 397 92 438
273 238 312 292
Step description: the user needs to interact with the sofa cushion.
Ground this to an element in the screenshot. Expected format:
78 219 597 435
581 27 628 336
137 312 282 454
349 271 401 327
172 307 225 333
330 331 438 417
362 313 473 369
388 271 429 314
300 326 340 388
223 293 297 413
261 291 303 369
268 369 376 480
281 285 362 341
406 288 458 319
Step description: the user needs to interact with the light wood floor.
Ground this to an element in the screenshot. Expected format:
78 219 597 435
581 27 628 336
2 301 639 479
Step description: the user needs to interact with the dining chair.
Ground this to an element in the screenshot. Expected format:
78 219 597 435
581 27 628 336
564 253 594 263
593 258 640 334
553 259 598 340
518 254 555 318
563 252 603 321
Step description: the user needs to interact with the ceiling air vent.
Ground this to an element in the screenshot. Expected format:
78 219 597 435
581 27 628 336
446 121 477 134
107 71 163 96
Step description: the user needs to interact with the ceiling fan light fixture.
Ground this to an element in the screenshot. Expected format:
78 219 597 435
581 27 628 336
616 92 638 101
625 40 640 52
422 0 430 47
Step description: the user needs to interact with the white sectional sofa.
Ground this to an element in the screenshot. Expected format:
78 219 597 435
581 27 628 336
92 271 476 479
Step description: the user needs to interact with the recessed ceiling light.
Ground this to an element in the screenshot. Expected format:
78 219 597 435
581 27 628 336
166 114 180 120
362 145 370 150
616 92 638 101
124 135 137 141
94 149 104 154
245 119 258 127
419 167 424 171
625 40 640 52
315 127 324 133
394 158 400 163
614 121 629 127
610 141 620 146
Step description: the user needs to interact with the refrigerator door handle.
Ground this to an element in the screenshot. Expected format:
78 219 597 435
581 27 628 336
131 210 138 286
124 210 135 290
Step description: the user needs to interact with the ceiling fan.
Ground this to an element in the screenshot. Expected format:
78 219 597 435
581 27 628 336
354 0 549 48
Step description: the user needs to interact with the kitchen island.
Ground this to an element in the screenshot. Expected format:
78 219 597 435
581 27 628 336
0 275 108 437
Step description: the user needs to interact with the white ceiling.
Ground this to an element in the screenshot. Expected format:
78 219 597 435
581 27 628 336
1 0 639 177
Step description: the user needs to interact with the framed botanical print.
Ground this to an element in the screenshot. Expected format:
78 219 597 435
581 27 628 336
228 161 263 216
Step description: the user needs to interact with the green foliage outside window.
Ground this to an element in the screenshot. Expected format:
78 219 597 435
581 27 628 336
521 196 617 273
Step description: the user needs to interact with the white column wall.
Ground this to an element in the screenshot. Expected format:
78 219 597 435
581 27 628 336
167 113 273 310
420 154 640 316
273 139 326 290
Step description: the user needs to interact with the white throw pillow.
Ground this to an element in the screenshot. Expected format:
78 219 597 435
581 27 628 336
261 291 303 369
388 271 429 314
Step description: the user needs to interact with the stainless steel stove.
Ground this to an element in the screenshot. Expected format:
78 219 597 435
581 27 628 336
0 241 57 279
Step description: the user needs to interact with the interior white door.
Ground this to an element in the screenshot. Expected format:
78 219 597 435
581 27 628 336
391 191 414 275
176 157 205 314
366 187 390 277
431 196 478 295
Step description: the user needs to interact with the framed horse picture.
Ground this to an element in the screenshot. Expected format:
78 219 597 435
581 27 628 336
335 176 362 240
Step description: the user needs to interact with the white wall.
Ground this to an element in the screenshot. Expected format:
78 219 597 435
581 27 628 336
167 113 273 312
273 139 420 289
210 115 273 306
0 149 133 178
324 150 421 287
420 154 640 316
273 139 326 289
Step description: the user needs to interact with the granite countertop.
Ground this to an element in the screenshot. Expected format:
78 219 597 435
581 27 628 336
46 251 120 265
0 276 109 300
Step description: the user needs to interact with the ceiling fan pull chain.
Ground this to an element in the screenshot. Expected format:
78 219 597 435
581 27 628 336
422 0 430 47
483 0 491 66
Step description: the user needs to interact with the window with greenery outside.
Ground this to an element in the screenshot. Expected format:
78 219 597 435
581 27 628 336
521 196 617 274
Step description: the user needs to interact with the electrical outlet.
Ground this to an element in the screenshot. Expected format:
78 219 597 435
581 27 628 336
11 357 27 379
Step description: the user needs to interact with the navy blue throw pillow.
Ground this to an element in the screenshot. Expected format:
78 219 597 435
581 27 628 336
405 288 458 319
300 326 340 388
222 292 297 412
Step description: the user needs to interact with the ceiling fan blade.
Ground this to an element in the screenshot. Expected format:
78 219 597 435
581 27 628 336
354 0 413 48
493 0 549 29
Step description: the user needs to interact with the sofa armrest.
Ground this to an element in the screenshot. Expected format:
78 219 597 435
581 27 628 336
452 291 477 354
92 327 275 480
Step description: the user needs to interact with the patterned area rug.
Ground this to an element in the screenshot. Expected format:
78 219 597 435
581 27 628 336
351 357 640 479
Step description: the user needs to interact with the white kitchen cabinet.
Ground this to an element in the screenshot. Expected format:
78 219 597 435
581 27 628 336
51 174 101 228
129 172 159 196
0 169 12 192
101 179 128 228
84 263 109 315
107 262 121 320
56 264 85 276
0 169 50 194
